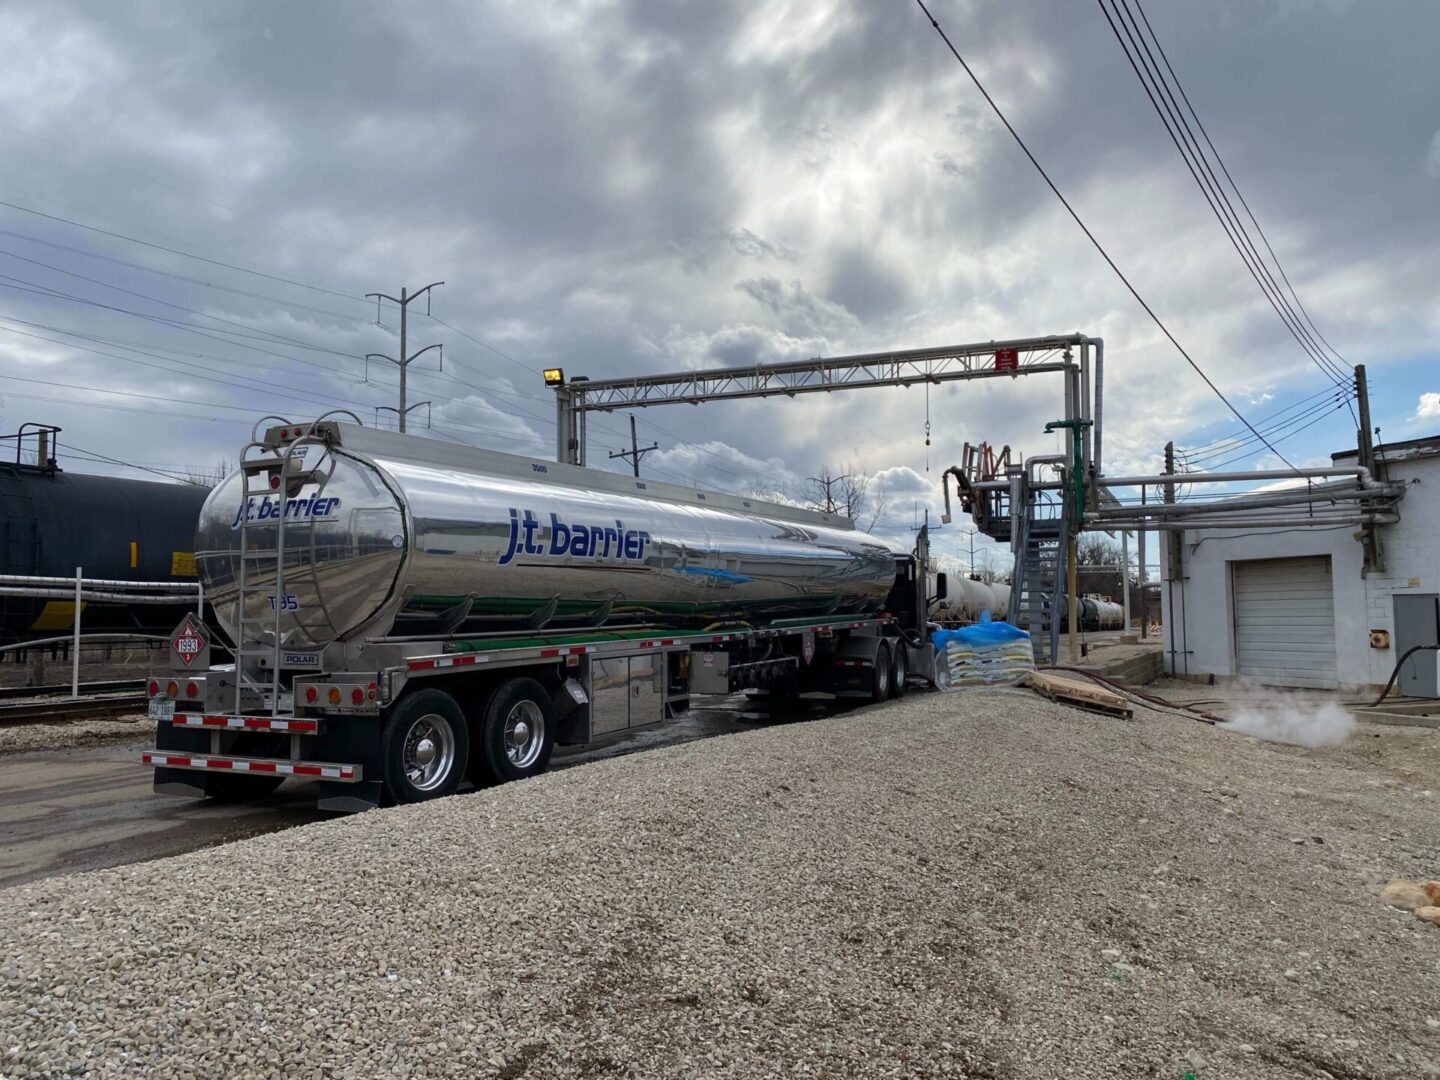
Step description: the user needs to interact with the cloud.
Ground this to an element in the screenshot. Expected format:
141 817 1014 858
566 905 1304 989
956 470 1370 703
1427 130 1440 179
0 0 1431 588
734 276 858 337
1417 391 1440 419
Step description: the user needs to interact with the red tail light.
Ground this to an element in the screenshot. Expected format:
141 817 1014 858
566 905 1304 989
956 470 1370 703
185 682 198 698
305 686 318 704
148 680 159 696
351 688 364 705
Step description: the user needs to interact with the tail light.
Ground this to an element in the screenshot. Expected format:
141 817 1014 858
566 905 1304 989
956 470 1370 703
327 687 341 705
165 680 179 698
185 682 198 698
148 680 160 696
305 686 318 704
351 688 364 705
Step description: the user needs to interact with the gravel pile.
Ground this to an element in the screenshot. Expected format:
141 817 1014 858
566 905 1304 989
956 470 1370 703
2 689 1438 1079
0 715 153 755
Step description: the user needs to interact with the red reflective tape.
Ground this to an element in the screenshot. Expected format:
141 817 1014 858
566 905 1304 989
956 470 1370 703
453 655 477 666
292 765 323 777
248 761 278 773
409 659 437 671
568 646 587 655
539 648 560 658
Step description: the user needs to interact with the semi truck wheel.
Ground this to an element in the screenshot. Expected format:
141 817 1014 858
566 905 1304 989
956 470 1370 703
890 642 908 699
473 678 556 786
870 642 892 702
380 689 470 803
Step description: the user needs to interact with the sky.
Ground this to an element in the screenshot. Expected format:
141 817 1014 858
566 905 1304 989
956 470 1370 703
0 0 1436 575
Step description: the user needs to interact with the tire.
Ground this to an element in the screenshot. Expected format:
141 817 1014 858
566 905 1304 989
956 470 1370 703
380 689 470 803
890 641 909 699
870 642 892 703
472 678 556 786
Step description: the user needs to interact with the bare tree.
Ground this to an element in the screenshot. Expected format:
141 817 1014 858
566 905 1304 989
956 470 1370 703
801 465 888 533
1075 533 1138 606
181 457 231 488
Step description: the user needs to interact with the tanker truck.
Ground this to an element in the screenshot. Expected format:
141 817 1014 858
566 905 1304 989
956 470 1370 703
144 419 944 811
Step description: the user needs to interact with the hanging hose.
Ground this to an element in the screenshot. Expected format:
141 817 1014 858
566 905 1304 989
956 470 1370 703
1036 665 1223 725
1369 644 1440 707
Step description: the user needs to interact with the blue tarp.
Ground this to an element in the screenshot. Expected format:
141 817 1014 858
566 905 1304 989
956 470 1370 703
930 610 1030 652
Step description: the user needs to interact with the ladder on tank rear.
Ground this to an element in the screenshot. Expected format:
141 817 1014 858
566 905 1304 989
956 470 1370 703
231 416 347 716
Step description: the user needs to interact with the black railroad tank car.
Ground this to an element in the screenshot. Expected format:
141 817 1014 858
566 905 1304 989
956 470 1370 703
0 454 212 643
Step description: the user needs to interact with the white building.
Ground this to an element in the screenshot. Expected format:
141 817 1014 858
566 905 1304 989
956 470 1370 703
1158 435 1439 695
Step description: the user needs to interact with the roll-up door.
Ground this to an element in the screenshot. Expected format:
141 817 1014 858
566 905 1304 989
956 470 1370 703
1232 556 1337 688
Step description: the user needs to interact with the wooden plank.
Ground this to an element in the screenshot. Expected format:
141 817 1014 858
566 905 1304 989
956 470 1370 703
1020 671 1133 718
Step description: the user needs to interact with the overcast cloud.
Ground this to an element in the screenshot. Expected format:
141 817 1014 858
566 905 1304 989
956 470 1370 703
0 0 1435 568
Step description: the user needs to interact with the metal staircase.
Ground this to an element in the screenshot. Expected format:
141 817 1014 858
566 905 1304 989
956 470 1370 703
1008 513 1068 664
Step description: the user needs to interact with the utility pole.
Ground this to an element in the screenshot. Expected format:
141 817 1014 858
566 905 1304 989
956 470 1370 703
806 471 851 516
1164 441 1179 674
1354 364 1383 573
366 282 445 433
1137 486 1147 639
608 414 659 477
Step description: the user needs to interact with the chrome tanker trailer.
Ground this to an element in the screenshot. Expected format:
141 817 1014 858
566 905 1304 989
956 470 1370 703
146 419 941 811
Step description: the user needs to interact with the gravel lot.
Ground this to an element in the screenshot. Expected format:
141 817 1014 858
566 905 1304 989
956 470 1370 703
2 688 1438 1079
0 715 154 756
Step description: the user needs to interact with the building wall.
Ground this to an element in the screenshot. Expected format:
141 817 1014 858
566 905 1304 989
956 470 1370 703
1158 453 1437 690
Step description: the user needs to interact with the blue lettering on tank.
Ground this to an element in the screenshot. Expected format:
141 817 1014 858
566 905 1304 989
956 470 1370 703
497 509 650 565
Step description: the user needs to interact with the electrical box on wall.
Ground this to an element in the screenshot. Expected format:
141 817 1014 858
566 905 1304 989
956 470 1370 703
1369 629 1390 649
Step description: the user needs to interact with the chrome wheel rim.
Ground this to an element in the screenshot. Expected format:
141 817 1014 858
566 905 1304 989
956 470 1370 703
402 713 456 792
504 700 545 769
874 649 890 696
893 646 907 690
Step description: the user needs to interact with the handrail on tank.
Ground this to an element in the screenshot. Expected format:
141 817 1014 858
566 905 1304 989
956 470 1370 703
248 415 294 443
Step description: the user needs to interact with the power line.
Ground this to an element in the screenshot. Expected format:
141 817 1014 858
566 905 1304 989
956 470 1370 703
912 0 1297 469
0 197 370 303
1127 0 1356 379
0 119 410 275
1096 0 1351 392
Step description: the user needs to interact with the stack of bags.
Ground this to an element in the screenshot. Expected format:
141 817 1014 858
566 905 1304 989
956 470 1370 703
932 612 1033 687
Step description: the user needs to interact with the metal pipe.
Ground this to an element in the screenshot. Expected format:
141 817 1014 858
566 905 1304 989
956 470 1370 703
0 574 200 591
1091 337 1104 480
1079 343 1092 476
71 566 82 700
1092 483 1398 520
0 587 211 604
1136 514 1398 531
1025 454 1066 483
1101 466 1383 488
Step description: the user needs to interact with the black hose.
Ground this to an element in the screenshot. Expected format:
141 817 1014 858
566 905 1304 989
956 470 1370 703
1370 644 1440 707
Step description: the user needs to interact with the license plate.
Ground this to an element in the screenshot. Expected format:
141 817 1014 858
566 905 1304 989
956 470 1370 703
148 696 176 722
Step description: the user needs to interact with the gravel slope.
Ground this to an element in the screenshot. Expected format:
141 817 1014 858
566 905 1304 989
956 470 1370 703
1 689 1438 1079
0 715 153 755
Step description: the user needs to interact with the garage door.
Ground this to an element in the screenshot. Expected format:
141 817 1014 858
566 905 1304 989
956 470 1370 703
1232 556 1337 688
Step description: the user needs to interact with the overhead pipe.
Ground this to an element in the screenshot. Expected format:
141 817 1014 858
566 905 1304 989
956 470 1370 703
1125 513 1398 531
1099 465 1386 489
1091 484 1401 521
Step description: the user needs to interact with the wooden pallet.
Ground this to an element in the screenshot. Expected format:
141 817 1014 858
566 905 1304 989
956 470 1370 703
1020 671 1133 719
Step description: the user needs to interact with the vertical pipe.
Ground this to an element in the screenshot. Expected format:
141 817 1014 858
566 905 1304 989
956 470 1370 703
1080 341 1090 470
196 578 204 619
555 389 571 464
1091 337 1104 481
1138 487 1148 639
1121 527 1131 632
71 566 82 698
1066 535 1079 663
578 409 588 468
